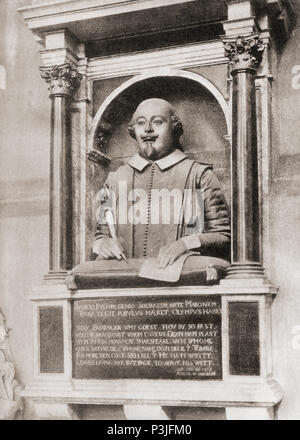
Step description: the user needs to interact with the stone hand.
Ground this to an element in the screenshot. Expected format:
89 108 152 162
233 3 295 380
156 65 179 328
93 237 124 260
157 239 187 268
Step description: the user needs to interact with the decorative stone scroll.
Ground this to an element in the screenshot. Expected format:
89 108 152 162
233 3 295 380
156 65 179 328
223 35 265 71
40 63 82 97
0 310 22 419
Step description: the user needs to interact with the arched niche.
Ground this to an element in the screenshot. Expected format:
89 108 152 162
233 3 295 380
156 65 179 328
88 72 231 248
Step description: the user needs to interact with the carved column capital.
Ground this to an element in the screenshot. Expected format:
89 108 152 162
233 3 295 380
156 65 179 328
40 63 82 97
223 35 265 72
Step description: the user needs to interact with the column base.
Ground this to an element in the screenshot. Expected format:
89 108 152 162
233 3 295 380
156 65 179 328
43 271 68 283
225 406 274 420
123 405 173 420
225 262 265 280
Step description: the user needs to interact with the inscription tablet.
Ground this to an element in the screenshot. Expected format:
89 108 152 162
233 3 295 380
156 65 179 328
73 295 222 380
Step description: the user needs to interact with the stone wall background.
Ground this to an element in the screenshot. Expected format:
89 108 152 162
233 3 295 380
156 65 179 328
0 0 51 419
269 5 300 418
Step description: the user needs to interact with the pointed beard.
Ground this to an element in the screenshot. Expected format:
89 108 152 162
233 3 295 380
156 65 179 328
140 142 159 161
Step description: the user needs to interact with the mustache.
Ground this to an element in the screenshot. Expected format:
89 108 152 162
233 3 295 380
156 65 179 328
141 135 158 141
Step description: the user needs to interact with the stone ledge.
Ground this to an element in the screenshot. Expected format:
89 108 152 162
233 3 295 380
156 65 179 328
22 377 282 408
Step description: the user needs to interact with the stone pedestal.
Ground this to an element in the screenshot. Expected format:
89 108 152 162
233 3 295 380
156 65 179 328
225 406 274 420
32 402 79 420
22 282 281 420
123 405 172 420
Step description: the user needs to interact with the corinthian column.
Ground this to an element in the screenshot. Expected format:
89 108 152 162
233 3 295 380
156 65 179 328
223 35 265 279
40 64 81 278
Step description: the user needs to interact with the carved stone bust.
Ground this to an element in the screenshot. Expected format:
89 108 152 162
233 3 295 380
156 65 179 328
92 98 230 265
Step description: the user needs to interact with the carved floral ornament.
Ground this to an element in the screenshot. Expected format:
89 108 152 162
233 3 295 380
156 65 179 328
223 35 265 71
40 63 82 96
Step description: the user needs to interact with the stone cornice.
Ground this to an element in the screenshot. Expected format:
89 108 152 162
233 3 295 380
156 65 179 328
18 0 198 37
40 63 82 97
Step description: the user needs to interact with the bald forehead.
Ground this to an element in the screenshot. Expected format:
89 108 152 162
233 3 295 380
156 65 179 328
133 99 173 120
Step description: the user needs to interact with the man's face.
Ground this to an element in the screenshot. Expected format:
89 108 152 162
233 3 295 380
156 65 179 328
133 100 175 161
